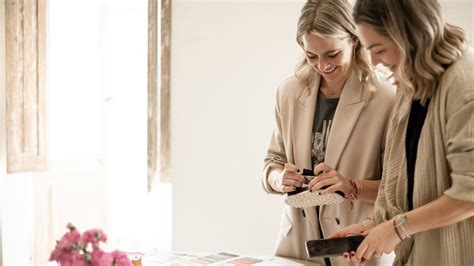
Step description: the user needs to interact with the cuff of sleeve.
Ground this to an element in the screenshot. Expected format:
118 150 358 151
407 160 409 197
262 164 283 194
444 174 474 202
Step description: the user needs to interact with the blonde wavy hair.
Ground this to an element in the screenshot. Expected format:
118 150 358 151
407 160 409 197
353 0 468 104
295 0 373 94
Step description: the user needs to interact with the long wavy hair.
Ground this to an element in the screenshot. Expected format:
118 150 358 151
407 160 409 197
353 0 468 104
295 0 373 94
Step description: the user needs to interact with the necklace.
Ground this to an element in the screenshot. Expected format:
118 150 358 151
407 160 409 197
326 87 337 95
321 84 342 98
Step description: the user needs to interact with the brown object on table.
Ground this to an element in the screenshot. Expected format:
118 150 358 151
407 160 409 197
131 255 143 266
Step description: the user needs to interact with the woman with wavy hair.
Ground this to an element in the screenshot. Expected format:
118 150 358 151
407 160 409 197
263 0 395 264
331 0 474 265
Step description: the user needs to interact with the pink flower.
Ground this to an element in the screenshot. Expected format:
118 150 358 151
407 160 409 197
50 223 131 266
52 250 88 266
111 250 133 266
82 228 108 249
49 224 83 262
91 249 114 266
57 229 82 250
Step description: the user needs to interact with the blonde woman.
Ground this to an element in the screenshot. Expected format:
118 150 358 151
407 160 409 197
330 0 474 265
262 0 395 265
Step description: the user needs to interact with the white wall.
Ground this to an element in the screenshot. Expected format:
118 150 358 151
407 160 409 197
171 1 304 254
170 0 474 256
442 0 474 42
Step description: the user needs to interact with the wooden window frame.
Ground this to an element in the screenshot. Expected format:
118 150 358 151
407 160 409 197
148 0 171 188
5 0 47 173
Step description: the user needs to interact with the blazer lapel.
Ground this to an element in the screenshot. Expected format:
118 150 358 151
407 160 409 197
291 75 320 171
292 71 365 239
325 70 366 169
292 75 321 239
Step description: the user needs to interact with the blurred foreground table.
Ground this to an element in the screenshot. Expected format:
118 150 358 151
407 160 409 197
138 251 323 265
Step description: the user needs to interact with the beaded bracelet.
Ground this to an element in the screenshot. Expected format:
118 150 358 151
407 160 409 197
393 218 404 241
393 214 412 240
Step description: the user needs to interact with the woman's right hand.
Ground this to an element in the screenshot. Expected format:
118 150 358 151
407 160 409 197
327 223 366 239
274 163 307 193
328 218 377 264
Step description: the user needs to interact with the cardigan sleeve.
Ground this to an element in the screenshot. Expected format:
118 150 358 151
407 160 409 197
443 59 474 202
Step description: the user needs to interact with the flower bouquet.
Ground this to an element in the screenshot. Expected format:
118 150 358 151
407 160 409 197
49 223 133 266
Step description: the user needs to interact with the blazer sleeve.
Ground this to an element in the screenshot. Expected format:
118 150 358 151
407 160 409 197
262 86 287 194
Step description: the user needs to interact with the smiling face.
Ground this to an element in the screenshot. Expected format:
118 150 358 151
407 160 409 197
356 23 400 72
302 32 355 84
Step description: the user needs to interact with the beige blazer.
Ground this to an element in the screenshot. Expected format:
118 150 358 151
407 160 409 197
374 48 474 266
263 70 395 265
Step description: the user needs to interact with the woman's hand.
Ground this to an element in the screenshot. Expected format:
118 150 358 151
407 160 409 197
327 221 370 239
345 219 401 265
328 217 376 240
308 163 353 196
273 163 307 193
328 218 376 264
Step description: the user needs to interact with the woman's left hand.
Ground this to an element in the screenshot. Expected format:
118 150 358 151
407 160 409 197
350 219 401 265
308 163 353 196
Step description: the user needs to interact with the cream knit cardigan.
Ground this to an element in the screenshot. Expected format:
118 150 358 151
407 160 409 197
374 47 474 265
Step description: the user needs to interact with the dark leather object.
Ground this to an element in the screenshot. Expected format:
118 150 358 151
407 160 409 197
287 168 345 197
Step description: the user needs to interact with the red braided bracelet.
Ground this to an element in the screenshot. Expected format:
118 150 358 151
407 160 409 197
346 178 359 200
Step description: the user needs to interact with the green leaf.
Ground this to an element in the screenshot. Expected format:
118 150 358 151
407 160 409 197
84 253 92 262
71 243 82 250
